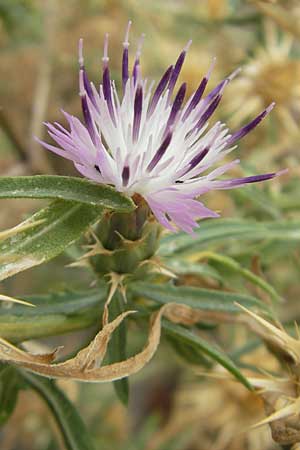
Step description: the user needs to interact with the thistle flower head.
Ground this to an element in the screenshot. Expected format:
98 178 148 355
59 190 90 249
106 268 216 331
38 22 284 233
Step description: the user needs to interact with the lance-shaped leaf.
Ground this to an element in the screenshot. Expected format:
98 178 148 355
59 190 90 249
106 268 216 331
130 282 271 317
20 371 96 450
163 258 222 282
0 176 134 211
0 199 104 281
0 288 107 342
0 365 21 425
179 252 281 303
159 219 300 256
162 320 252 390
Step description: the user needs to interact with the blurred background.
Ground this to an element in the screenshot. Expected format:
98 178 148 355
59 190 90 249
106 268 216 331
1 0 300 449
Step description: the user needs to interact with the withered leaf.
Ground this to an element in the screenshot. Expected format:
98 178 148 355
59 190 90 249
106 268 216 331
0 303 215 382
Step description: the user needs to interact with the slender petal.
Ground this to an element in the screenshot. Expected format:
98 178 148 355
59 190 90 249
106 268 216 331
132 85 143 142
147 131 173 172
122 21 131 93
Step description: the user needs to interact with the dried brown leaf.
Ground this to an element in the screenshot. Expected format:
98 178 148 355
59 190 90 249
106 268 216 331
164 304 238 325
0 302 210 382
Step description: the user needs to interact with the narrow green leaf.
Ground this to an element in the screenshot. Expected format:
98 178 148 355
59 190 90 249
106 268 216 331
0 366 21 425
163 258 222 281
20 371 96 450
0 176 134 211
108 292 129 405
0 199 104 281
229 339 261 361
0 288 107 342
164 254 280 302
159 219 300 256
167 335 212 368
199 252 281 303
130 282 271 316
163 320 252 390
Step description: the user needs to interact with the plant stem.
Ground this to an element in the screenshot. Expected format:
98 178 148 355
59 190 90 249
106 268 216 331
20 371 96 450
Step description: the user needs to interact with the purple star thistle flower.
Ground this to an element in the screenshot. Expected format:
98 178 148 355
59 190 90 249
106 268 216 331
37 22 285 233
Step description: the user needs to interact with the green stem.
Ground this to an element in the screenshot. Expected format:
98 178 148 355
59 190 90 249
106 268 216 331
108 292 129 405
20 371 96 450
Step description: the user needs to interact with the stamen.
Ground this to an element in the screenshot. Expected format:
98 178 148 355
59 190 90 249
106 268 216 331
228 67 242 81
203 78 227 105
77 40 97 108
132 85 143 143
194 94 222 131
134 63 142 86
78 38 84 67
178 145 211 178
80 94 96 143
101 35 116 125
184 39 193 52
136 34 145 59
122 48 129 93
212 171 282 189
123 21 132 48
122 21 132 93
182 57 216 121
102 67 115 121
133 33 145 85
227 103 275 146
238 173 278 183
207 56 216 79
189 147 210 169
79 66 96 109
102 33 109 68
147 65 173 117
122 165 130 186
200 67 237 107
79 69 84 95
101 33 116 121
167 40 192 102
147 131 172 172
165 83 186 131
